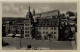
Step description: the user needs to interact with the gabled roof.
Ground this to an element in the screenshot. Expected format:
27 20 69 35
36 18 59 27
34 9 59 15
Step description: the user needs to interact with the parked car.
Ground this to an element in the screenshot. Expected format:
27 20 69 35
15 34 21 37
7 34 13 37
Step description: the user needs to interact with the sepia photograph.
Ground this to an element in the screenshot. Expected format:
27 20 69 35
2 2 77 50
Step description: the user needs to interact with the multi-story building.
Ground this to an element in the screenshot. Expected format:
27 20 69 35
24 19 32 38
24 6 34 38
5 19 24 37
33 10 60 40
4 6 33 38
35 18 59 40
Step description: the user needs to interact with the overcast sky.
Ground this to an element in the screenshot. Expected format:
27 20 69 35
2 3 77 17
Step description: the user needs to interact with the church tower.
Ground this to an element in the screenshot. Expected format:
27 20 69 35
26 6 34 24
26 6 32 18
24 6 34 38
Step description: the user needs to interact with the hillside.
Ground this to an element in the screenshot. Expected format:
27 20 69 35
2 17 25 24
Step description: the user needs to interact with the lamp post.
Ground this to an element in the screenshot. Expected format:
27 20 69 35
20 28 22 48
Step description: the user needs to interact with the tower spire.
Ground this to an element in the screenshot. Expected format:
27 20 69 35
33 9 35 15
29 6 30 12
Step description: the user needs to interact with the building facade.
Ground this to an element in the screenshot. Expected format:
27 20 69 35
24 6 34 38
35 18 59 40
33 10 60 40
24 19 32 38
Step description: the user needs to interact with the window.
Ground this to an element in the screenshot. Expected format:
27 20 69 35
27 20 29 23
39 27 41 30
27 24 29 26
25 24 29 26
46 31 48 34
28 28 29 29
51 32 53 34
28 31 29 33
40 24 42 25
25 28 27 30
22 27 24 29
25 24 27 26
46 27 48 30
47 24 49 25
43 31 45 34
39 31 41 33
25 28 29 30
43 24 45 25
43 27 45 30
54 23 57 25
25 31 27 33
7 27 8 29
25 34 29 37
54 32 56 34
54 27 56 30
25 31 29 33
51 27 53 30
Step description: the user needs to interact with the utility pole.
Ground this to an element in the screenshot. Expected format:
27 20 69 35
20 28 22 48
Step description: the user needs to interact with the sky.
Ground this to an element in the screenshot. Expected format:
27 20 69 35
2 3 77 17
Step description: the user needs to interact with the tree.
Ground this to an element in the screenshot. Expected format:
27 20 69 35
8 29 10 34
35 31 41 40
11 31 16 38
66 11 75 16
44 35 48 40
2 25 6 37
31 28 35 39
16 29 18 34
47 33 53 41
35 29 42 40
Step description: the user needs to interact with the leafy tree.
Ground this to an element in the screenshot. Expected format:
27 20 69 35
31 28 35 39
66 11 75 16
35 29 42 40
44 35 48 40
47 33 53 41
16 29 18 34
8 29 10 34
11 31 16 38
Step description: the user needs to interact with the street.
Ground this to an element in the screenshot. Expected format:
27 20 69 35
2 37 73 50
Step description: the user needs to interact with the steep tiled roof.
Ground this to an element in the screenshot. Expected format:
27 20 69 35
34 9 59 15
36 18 59 27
